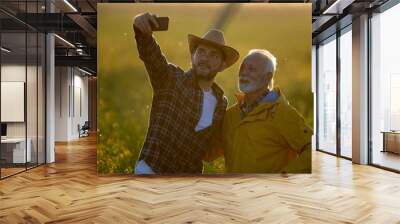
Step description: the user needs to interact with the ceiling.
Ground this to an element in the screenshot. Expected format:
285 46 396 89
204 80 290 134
0 0 393 75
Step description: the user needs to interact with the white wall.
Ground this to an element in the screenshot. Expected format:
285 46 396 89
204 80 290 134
1 82 25 122
72 72 89 138
55 67 89 141
55 66 69 141
1 65 37 138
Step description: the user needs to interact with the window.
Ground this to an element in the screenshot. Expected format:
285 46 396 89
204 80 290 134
312 45 317 150
317 35 337 154
370 2 400 171
0 1 47 179
339 27 352 158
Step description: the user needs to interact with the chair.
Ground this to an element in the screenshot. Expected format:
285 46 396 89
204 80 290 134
79 121 90 138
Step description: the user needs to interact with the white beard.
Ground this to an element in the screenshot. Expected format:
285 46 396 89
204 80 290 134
239 79 269 93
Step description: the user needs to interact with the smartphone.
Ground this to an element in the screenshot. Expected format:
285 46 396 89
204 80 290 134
152 17 169 31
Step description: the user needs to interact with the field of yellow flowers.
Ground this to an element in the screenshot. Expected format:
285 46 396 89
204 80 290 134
97 3 312 174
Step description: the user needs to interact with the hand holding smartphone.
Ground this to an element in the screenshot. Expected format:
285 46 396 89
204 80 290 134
152 17 169 31
133 13 169 35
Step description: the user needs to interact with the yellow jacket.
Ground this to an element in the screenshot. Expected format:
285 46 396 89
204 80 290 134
206 88 312 173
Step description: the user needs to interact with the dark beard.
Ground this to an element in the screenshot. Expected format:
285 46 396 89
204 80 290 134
194 66 218 81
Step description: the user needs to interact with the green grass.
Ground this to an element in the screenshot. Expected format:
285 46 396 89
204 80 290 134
97 3 312 174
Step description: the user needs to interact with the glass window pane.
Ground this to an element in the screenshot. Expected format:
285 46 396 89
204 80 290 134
371 3 400 171
340 28 352 158
0 1 46 179
312 45 317 151
27 31 38 169
26 0 40 169
1 30 28 177
318 36 337 154
38 32 45 165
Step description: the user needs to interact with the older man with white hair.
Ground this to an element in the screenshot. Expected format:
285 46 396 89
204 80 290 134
204 49 312 173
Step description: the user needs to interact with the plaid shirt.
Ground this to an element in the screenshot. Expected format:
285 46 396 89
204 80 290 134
134 28 228 174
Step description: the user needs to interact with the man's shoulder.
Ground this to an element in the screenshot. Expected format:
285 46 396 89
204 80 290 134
169 63 185 75
273 100 305 124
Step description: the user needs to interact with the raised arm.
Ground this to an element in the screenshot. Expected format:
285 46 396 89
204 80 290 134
133 13 178 90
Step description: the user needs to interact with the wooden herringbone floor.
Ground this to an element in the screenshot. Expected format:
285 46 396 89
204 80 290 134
0 136 400 224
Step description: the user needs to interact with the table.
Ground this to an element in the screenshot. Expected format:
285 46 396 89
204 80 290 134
1 138 32 164
381 131 400 154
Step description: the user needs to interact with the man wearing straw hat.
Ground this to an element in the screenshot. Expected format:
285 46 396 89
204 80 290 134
132 12 239 174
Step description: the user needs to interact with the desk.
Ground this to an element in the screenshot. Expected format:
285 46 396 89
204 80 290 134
382 131 400 154
1 138 31 163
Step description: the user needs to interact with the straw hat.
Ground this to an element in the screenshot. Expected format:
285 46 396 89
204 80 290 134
188 29 239 69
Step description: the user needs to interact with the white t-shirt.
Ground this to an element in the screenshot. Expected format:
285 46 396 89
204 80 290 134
195 90 217 132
